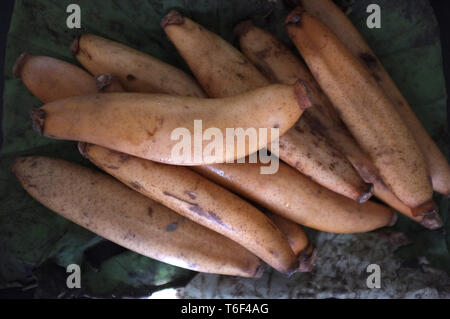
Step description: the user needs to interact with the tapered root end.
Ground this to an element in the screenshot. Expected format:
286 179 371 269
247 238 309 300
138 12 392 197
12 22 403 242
70 36 80 55
297 244 317 272
253 263 266 278
161 10 184 28
388 212 398 227
13 53 31 78
233 20 254 38
294 80 313 111
31 109 46 135
11 157 24 175
285 7 305 26
77 142 90 159
95 74 113 91
95 74 124 92
284 265 299 278
411 200 439 217
357 184 374 204
420 211 443 230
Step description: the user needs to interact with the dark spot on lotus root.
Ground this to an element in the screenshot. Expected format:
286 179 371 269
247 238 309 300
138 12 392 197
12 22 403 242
119 154 130 162
166 222 178 232
359 52 378 69
127 74 137 81
130 181 142 190
185 191 197 199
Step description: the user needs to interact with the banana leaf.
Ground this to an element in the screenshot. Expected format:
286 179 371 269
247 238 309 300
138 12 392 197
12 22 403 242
1 0 449 298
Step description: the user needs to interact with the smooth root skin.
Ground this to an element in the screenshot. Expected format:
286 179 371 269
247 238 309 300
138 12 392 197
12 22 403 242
80 143 300 275
71 34 206 97
235 20 373 180
193 162 396 234
13 53 98 103
278 118 372 202
300 0 450 196
235 20 374 202
33 84 304 165
22 59 314 271
235 21 441 227
162 10 370 202
285 9 436 216
12 156 264 278
162 10 268 98
373 181 442 229
267 213 309 255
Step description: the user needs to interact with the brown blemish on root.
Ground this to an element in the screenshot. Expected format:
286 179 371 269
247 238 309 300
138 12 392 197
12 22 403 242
297 243 317 272
294 80 313 110
302 112 327 135
233 20 253 37
255 47 272 61
357 184 374 204
130 181 143 190
166 222 178 232
411 200 439 217
13 52 31 78
146 128 156 137
188 205 234 231
208 211 233 231
188 204 206 216
185 191 197 199
70 36 80 55
104 164 119 170
31 109 46 135
126 74 136 81
161 10 184 28
269 249 279 257
30 160 37 168
359 52 378 69
123 232 136 240
285 7 305 26
163 191 233 231
420 211 443 230
95 74 114 91
147 207 153 217
163 191 197 206
119 154 130 162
